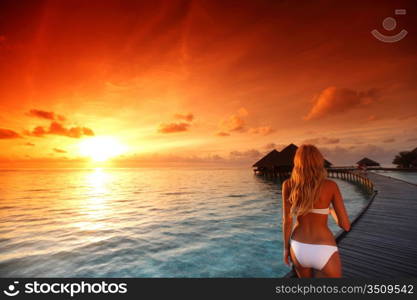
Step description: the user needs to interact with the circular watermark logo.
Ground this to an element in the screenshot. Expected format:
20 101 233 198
3 281 20 297
371 9 408 43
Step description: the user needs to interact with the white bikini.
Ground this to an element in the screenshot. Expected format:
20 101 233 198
290 207 338 270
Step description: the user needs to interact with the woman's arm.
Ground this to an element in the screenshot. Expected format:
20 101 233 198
330 181 351 231
282 180 293 265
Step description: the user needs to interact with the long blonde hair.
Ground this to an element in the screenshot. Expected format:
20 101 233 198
288 144 327 216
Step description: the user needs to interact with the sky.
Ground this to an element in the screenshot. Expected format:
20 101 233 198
0 0 416 168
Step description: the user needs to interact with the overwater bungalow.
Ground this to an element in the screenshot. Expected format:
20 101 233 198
253 143 332 181
356 157 380 167
252 149 281 174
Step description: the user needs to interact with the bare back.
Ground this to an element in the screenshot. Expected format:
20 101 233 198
287 179 350 245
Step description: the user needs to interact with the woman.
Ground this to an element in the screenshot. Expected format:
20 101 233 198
282 145 351 278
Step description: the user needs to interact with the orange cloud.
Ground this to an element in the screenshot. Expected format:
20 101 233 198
49 122 94 138
158 122 190 133
28 109 66 121
82 127 94 136
26 126 47 137
216 131 230 137
0 128 21 139
237 108 249 117
53 148 67 153
248 126 275 136
218 108 250 134
302 137 340 145
220 115 246 132
25 122 95 138
24 142 35 146
174 113 194 122
382 138 395 143
264 143 277 149
264 143 288 150
305 87 380 120
229 149 262 159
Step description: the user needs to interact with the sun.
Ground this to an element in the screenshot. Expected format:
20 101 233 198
78 136 127 162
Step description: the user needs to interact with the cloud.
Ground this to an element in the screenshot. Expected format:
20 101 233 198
264 143 277 149
25 122 95 138
319 144 396 166
174 113 194 122
229 149 262 159
117 153 226 166
114 148 266 167
264 143 288 150
219 108 274 136
305 87 380 120
218 107 250 134
216 131 230 137
248 126 275 135
302 137 340 145
25 110 93 138
26 126 47 137
53 148 67 153
28 109 66 121
237 107 249 117
0 128 21 139
159 113 194 133
158 122 190 133
220 115 246 132
49 122 94 138
24 142 35 146
382 138 395 143
82 127 94 136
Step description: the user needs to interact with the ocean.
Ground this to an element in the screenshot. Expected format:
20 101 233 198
0 167 370 277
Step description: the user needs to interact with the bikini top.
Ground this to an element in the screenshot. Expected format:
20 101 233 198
309 207 330 214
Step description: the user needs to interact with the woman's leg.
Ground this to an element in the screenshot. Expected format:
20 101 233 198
289 247 313 278
315 251 342 278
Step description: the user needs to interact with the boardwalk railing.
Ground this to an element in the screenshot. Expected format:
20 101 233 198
327 169 374 194
254 168 375 194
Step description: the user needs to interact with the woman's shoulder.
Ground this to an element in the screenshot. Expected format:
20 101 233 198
282 178 292 187
282 179 292 191
323 178 338 189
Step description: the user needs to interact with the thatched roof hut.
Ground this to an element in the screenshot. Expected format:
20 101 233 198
252 143 332 171
252 149 281 169
276 143 298 167
356 157 380 167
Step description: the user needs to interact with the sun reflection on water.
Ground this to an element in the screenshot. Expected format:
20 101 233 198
73 168 113 232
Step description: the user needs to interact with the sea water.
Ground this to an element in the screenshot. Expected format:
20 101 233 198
0 167 370 277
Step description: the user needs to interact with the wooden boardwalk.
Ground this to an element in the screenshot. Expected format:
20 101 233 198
338 172 417 278
285 172 417 278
